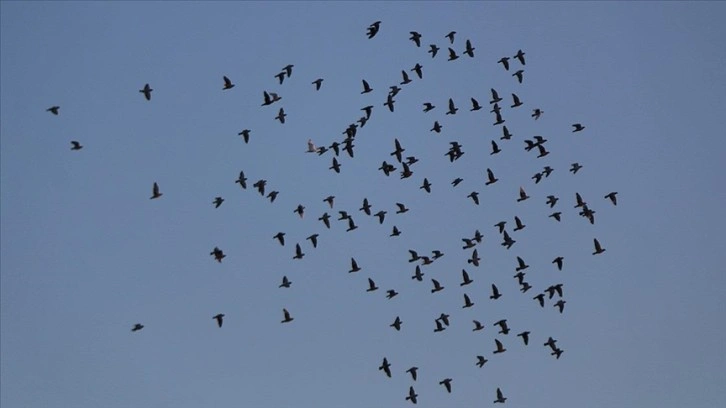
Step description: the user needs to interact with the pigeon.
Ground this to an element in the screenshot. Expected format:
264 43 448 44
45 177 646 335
514 49 526 65
312 78 323 90
431 279 444 293
46 106 60 115
396 203 409 214
542 166 554 177
501 125 513 140
513 69 524 83
532 108 543 119
553 256 564 270
514 272 526 285
593 238 606 255
361 105 373 120
463 293 474 308
319 213 331 229
546 195 559 208
267 191 279 203
467 249 480 266
439 378 453 393
428 43 440 58
379 357 392 377
570 162 583 174
210 247 225 263
517 187 529 202
439 313 451 326
511 93 523 108
544 337 558 351
282 64 294 77
605 192 618 206
373 210 387 224
460 269 473 286
281 308 294 323
131 323 144 332
431 121 442 133
494 387 507 403
390 316 402 331
420 178 432 193
452 178 463 187
494 319 510 334
213 197 224 208
520 281 532 293
447 47 459 61
306 234 319 248
502 230 516 249
213 314 225 328
552 348 564 359
407 366 418 381
532 172 543 184
279 276 292 288
234 171 247 188
533 293 545 307
485 168 498 185
306 139 317 153
349 258 361 273
494 221 507 234
275 107 286 124
572 123 585 132
490 284 502 300
139 83 152 100
222 76 234 90
468 191 480 205
366 21 381 39
423 102 435 112
490 88 503 104
70 141 83 150
463 39 475 57
386 289 398 299
445 31 456 43
293 243 304 260
537 144 550 158
323 195 335 208
493 111 506 126
366 278 378 292
261 91 282 106
575 192 587 208
384 95 396 112
490 140 501 155
389 225 401 237
275 72 285 84
434 319 446 332
554 300 566 313
400 70 412 85
411 265 424 281
330 157 341 173
493 338 506 354
517 331 530 345
431 250 444 260
409 31 422 47
294 204 305 218
238 129 251 143
476 355 488 367
150 182 162 199
361 79 373 94
411 63 423 79
473 320 484 331
406 386 418 404
498 57 510 70
346 217 358 232
446 98 458 115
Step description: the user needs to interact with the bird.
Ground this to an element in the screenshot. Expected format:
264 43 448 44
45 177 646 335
373 210 386 224
490 88 503 104
494 387 507 403
406 366 418 381
553 256 564 270
468 191 480 205
213 313 225 328
267 191 279 203
409 31 422 47
460 269 473 286
485 168 498 185
463 39 475 57
431 279 444 293
520 281 532 293
575 192 587 208
411 63 423 79
395 203 409 214
572 123 585 132
319 213 331 229
493 111 506 126
379 357 392 377
390 316 402 331
431 121 442 133
469 97 483 112
493 338 506 354
473 229 483 243
570 162 583 174
294 204 305 218
513 216 525 231
306 234 319 248
420 178 432 193
512 69 524 83
439 378 453 393
532 108 543 119
501 125 513 140
593 238 606 255
532 172 543 184
279 276 292 288
323 195 335 208
411 265 424 281
46 106 60 115
238 129 251 143
498 57 510 70
605 192 618 205
517 186 529 202
261 91 282 106
422 102 435 112
222 76 234 90
495 221 507 234
536 144 550 158
212 196 224 208
514 49 526 64
366 21 381 39
349 258 361 273
445 98 458 115
346 217 358 232
70 141 83 150
131 323 144 332
445 31 456 43
312 78 323 90
554 299 566 313
274 72 286 84
467 249 480 266
428 43 440 58
501 230 516 249
473 320 484 331
434 319 446 332
452 177 463 187
282 64 294 77
517 331 530 345
306 139 317 153
534 293 545 307
542 166 554 177
550 212 562 222
494 319 510 334
463 293 474 308
490 284 502 300
275 107 286 124
432 250 444 260
366 278 378 292
406 386 418 404
329 157 341 173
490 140 501 155
400 70 412 85
361 79 373 94
511 93 523 108
544 336 558 350
546 195 559 208
447 47 459 61
281 308 294 323
552 348 564 359
390 226 401 237
139 83 152 100
210 247 225 263
293 243 304 260
514 271 526 285
439 313 450 326
384 94 396 112
386 289 398 299
150 182 162 199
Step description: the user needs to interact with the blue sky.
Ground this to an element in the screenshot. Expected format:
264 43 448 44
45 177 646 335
2 1 725 407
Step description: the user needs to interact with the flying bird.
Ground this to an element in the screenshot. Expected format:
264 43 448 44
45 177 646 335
463 293 474 308
406 366 418 381
546 195 559 208
139 83 152 100
439 378 453 393
431 279 444 293
131 323 144 332
593 238 606 255
294 204 305 218
379 357 392 377
213 197 224 208
70 141 83 150
532 108 543 119
275 108 286 124
570 162 583 174
447 47 459 61
330 157 341 173
431 121 442 133
366 21 381 39
490 284 502 300
395 203 409 213
46 106 60 115
373 210 387 223
517 186 529 202
293 243 304 259
490 88 503 104
498 57 510 70
514 49 526 65
390 316 402 331
553 256 564 270
222 76 234 90
406 386 418 404
386 289 398 299
235 171 247 189
361 79 373 94
512 69 524 83
473 320 484 331
517 331 530 345
367 278 379 292
550 212 562 222
494 388 507 403
605 192 618 205
411 63 423 79
554 299 566 313
493 338 506 354
213 313 225 328
319 213 331 229
312 78 323 90
446 98 458 115
534 293 545 307
460 269 473 286
572 123 586 132
400 70 412 85
420 178 432 193
349 257 361 273
428 43 440 58
510 93 523 108
463 39 475 57
210 247 225 263
306 234 319 248
150 182 162 199
445 31 456 43
267 191 279 203
494 319 510 334
238 129 251 143
485 168 498 185
390 225 401 237
279 276 292 288
452 177 463 187
467 249 480 266
281 308 294 323
409 31 422 47
468 191 480 205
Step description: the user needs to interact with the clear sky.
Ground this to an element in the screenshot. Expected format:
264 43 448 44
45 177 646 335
2 2 725 407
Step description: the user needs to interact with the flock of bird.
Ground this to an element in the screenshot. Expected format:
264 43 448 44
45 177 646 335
47 20 619 405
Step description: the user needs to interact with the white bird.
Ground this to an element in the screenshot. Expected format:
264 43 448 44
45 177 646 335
307 139 317 153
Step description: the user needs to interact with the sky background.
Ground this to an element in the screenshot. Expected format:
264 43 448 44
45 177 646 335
2 2 725 407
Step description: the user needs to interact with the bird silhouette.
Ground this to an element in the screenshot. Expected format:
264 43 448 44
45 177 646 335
406 386 418 404
267 191 279 203
490 140 501 155
532 108 543 119
390 225 401 237
485 168 498 185
150 182 162 199
570 162 583 174
294 204 305 218
554 299 566 313
235 172 247 189
490 284 502 300
593 238 606 255
434 318 446 332
553 256 564 270
494 387 507 403
473 320 484 331
445 31 456 43
431 121 442 133
514 49 526 65
439 378 453 393
47 106 60 115
210 247 225 263
400 70 412 85
281 308 293 323
238 129 251 143
517 186 529 202
411 265 424 281
510 93 523 108
476 355 488 367
605 192 618 205
490 88 503 104
386 289 398 299
406 366 418 381
379 357 392 377
494 319 510 334
349 258 361 273
420 178 432 193
366 278 378 292
533 293 545 307
366 21 381 39
463 39 475 57
293 243 304 260
447 47 459 61
361 79 373 94
493 338 507 354
319 213 331 229
222 76 234 90
411 63 423 79
501 125 513 140
517 331 530 345
390 316 402 331
428 44 440 58
70 141 83 150
572 123 586 132
467 249 480 266
312 78 323 90
139 83 152 100
213 313 225 328
275 107 286 124
395 203 409 214
212 197 224 208
460 269 473 286
497 57 510 71
446 98 458 115
330 157 341 173
431 279 444 293
468 191 480 205
513 69 524 83
131 323 144 332
463 293 474 308
306 234 319 248
279 276 292 288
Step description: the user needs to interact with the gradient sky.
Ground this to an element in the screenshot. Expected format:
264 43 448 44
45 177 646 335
2 2 725 407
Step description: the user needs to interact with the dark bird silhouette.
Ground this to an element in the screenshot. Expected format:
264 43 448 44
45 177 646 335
431 121 442 133
409 31 422 47
294 204 305 219
390 225 401 237
389 85 401 97
510 93 523 108
517 186 529 202
575 192 587 208
346 217 358 232
490 284 502 300
462 238 476 249
386 289 398 299
330 157 341 173
428 43 440 58
361 105 373 120
452 177 463 187
391 139 405 163
514 49 526 65
431 279 444 293
550 212 562 222
139 83 152 100
434 318 446 332
238 129 251 143
47 106 60 115
490 140 501 155
281 308 294 323
513 69 524 83
468 249 480 266
279 276 292 288
400 70 412 85
275 72 285 84
514 271 526 285
306 234 319 248
423 102 435 112
323 195 335 208
439 313 450 326
468 191 480 205
408 250 420 263
463 293 474 308
440 378 453 393
532 108 543 119
235 171 247 189
502 230 516 249
572 123 585 132
412 63 423 79
446 98 458 115
212 197 224 208
447 47 459 61
536 144 549 158
222 76 234 90
546 195 559 208
406 156 419 165
70 141 83 150
463 39 475 57
490 88 503 104
554 299 566 313
493 338 507 354
390 316 402 331
213 313 225 328
261 91 282 106
445 31 456 43
275 107 286 124
605 192 618 206
338 211 350 221
396 203 409 213
319 212 331 229
570 162 583 174
552 348 564 359
361 79 373 94
473 320 484 331
267 191 279 203
282 64 294 77
366 278 378 292
517 331 530 345
411 265 424 281
293 243 304 260
406 386 418 404
543 166 554 177
407 366 418 381
374 210 387 224
593 238 606 255
366 21 381 39
534 293 545 307
131 323 144 332
545 336 558 351
495 221 507 234
469 97 483 112
494 319 510 335
520 281 532 293
349 257 361 273
553 256 564 270
379 357 392 377
532 172 543 184
494 387 507 403
459 269 474 286
150 182 162 199
210 247 225 263
384 94 396 112
493 111 506 126
485 168 498 185
312 78 323 90
498 57 510 70
501 125 513 140
420 178 432 193
472 229 483 242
